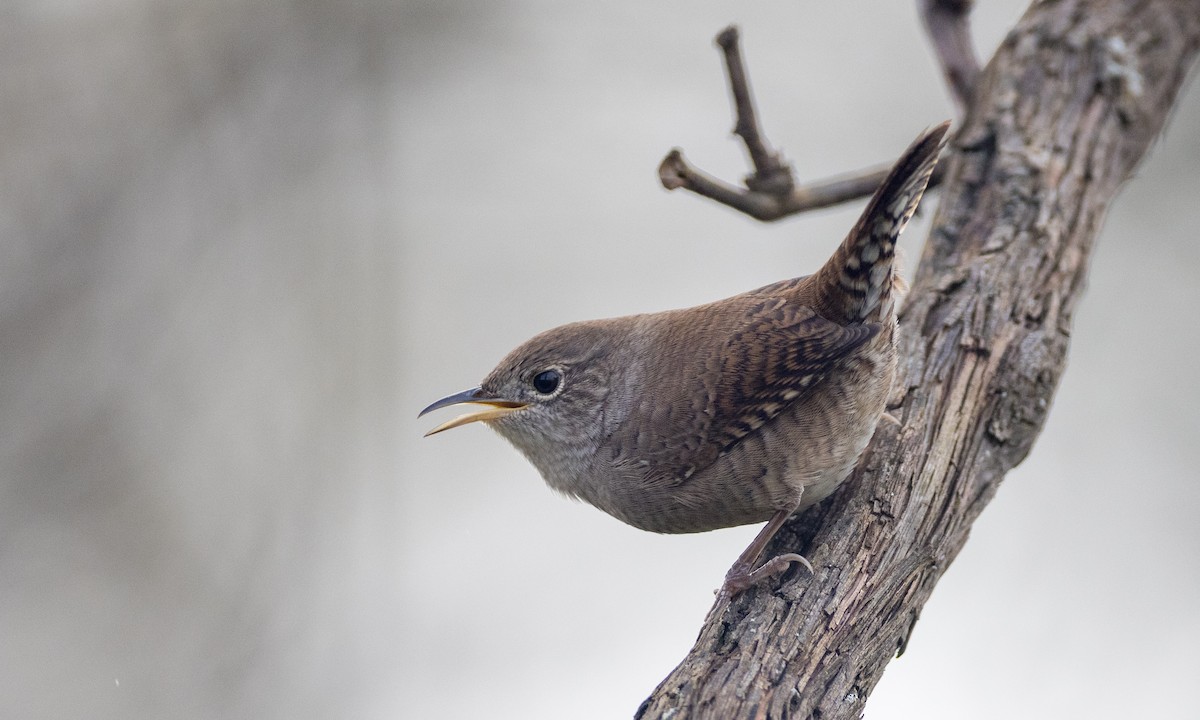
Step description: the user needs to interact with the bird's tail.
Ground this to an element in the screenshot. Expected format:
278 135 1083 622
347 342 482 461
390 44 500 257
815 121 950 324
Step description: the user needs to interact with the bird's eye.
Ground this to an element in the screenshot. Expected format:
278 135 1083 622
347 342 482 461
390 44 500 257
532 369 561 395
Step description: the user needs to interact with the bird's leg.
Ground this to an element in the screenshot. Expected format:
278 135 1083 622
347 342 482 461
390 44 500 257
718 498 812 599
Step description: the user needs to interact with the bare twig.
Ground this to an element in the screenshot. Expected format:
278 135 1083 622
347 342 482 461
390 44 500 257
660 150 947 221
714 26 793 194
660 24 949 222
920 0 981 113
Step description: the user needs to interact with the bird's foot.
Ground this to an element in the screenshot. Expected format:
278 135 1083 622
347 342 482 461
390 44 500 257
717 552 814 599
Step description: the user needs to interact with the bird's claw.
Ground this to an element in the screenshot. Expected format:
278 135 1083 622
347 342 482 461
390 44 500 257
717 552 814 600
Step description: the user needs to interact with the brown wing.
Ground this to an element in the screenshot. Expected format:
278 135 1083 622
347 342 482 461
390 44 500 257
627 295 878 485
708 298 878 455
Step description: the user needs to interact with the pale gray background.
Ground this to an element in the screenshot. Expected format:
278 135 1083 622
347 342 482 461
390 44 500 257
2 1 1198 719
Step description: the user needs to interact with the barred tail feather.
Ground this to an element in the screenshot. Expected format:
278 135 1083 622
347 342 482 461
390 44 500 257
817 121 950 323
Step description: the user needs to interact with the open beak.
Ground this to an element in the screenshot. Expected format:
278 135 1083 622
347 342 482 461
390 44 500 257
418 387 527 437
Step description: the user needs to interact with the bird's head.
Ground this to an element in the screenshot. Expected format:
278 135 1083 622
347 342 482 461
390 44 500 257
420 319 637 486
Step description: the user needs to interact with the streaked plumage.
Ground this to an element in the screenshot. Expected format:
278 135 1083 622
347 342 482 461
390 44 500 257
422 122 949 592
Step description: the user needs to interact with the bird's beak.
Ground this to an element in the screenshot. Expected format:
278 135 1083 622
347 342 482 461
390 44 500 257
418 387 528 437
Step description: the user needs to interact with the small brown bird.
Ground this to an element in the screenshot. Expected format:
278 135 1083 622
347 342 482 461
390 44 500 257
421 123 948 596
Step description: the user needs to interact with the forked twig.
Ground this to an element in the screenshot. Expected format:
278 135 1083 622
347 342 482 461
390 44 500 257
714 26 793 195
660 152 947 221
660 7 979 222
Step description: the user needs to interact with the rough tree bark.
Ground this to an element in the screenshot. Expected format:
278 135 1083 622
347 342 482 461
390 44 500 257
637 1 1200 718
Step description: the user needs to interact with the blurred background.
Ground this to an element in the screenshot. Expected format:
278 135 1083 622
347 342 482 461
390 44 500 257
2 1 1197 718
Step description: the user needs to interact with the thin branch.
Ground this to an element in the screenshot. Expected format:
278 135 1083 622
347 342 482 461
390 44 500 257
660 150 947 221
920 0 982 113
714 26 793 194
661 24 951 222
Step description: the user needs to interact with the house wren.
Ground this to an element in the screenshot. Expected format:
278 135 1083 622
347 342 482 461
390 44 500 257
421 123 948 596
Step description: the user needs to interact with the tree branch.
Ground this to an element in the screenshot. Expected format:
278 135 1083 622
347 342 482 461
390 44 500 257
659 25 948 221
714 26 794 195
638 1 1200 717
920 0 982 113
659 151 949 221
